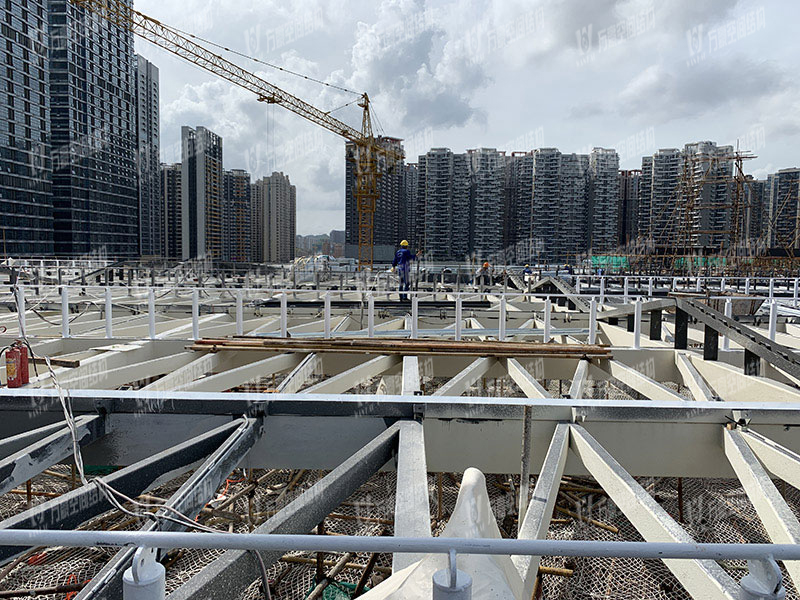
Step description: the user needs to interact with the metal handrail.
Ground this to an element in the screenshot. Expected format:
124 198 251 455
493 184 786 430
1 530 800 561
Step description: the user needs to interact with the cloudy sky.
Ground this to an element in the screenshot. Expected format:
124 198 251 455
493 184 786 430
134 0 799 235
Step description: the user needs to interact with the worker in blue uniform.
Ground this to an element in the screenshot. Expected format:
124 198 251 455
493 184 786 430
392 240 416 301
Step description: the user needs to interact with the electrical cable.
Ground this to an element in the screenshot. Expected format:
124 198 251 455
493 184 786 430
158 21 360 96
10 278 252 541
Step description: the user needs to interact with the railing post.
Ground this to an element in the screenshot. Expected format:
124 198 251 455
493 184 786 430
499 297 507 341
148 288 156 340
235 290 244 336
123 547 165 600
769 278 775 300
589 297 597 345
623 277 629 303
795 278 799 308
324 291 332 339
192 289 200 340
633 298 642 350
280 292 288 338
544 297 551 343
15 286 25 338
648 277 654 298
745 277 751 296
411 295 419 339
60 286 69 339
722 298 732 351
433 550 471 600
768 300 778 342
105 287 113 339
599 277 605 305
455 295 462 341
367 293 375 338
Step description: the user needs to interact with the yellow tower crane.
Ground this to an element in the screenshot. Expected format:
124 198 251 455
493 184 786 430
69 0 403 270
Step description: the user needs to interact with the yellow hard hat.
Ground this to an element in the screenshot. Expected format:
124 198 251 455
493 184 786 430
400 240 409 247
525 264 529 267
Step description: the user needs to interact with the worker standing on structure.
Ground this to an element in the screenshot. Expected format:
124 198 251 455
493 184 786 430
522 264 533 284
392 240 416 301
476 261 492 288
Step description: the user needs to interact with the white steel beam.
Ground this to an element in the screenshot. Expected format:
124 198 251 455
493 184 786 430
689 355 800 404
433 356 495 396
277 353 323 394
401 356 421 395
303 354 401 395
182 353 304 393
593 360 684 402
141 352 223 392
57 351 198 390
724 427 800 587
393 421 431 572
675 352 717 402
569 424 739 600
741 428 800 491
567 360 589 399
514 423 569 597
506 358 551 399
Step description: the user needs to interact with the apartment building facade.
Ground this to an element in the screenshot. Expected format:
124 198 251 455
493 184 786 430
253 171 296 263
49 0 138 257
181 126 223 260
135 55 161 257
0 0 52 256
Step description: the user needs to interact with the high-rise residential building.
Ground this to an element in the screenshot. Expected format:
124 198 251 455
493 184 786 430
223 169 251 263
399 163 418 249
683 141 733 249
468 148 505 259
766 168 800 251
588 148 620 254
532 149 589 263
0 0 52 257
559 153 590 262
161 163 181 259
49 0 138 257
135 55 161 257
253 171 296 263
639 149 682 247
329 230 345 245
618 170 641 246
344 136 404 262
417 148 470 261
531 149 560 263
506 152 534 263
181 126 223 260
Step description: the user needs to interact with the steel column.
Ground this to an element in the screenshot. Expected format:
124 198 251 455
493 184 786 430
674 308 688 350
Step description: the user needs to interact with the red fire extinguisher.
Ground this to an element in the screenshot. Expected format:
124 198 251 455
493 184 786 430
5 341 29 388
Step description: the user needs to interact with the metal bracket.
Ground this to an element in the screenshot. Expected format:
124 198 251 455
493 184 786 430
571 407 586 424
123 546 165 600
739 556 786 600
732 410 752 429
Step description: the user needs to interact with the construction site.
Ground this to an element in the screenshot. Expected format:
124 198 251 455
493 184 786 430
0 259 798 599
0 0 800 599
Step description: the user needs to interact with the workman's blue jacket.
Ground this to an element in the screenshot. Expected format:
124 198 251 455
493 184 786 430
393 248 416 269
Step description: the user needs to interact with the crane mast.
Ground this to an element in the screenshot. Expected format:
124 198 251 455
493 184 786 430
69 0 402 269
